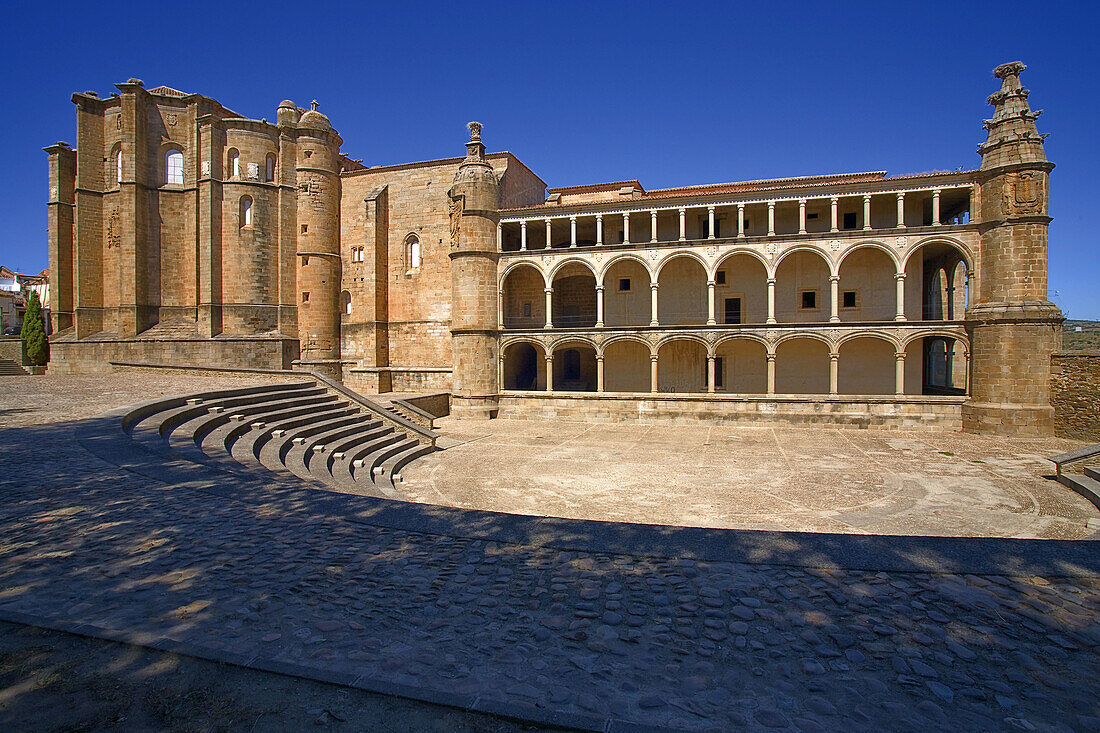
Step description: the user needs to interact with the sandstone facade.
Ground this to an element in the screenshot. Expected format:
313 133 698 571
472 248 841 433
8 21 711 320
44 64 1063 435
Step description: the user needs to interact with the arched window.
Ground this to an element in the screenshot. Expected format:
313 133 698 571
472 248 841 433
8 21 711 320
265 154 276 182
116 149 123 184
406 234 421 272
240 196 252 227
342 291 352 315
228 149 240 179
165 150 183 185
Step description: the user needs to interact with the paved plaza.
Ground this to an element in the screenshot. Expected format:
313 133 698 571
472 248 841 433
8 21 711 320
406 418 1098 539
0 375 1098 731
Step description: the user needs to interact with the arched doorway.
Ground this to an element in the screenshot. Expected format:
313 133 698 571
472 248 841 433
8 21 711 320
552 342 597 391
774 337 830 394
837 336 896 395
501 265 546 329
503 341 545 390
551 263 597 328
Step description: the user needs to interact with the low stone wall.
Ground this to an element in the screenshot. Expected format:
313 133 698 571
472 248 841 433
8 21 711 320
1051 352 1100 441
50 337 299 375
498 393 964 429
346 366 452 395
0 338 23 364
404 392 451 418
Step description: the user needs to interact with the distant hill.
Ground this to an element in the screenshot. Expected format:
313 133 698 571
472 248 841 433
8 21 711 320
1062 320 1100 352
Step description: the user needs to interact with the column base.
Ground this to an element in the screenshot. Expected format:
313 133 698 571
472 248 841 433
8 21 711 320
451 395 499 420
961 401 1054 437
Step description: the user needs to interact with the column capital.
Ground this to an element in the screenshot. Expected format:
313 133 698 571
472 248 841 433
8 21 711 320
896 191 905 199
829 275 840 283
766 353 776 362
707 280 716 287
678 207 686 214
651 282 659 290
545 354 553 361
595 212 603 220
521 219 528 227
863 193 872 202
707 205 715 212
798 198 807 205
650 354 659 362
895 352 907 360
544 217 551 223
829 352 840 361
651 209 658 215
595 284 604 292
895 272 906 281
569 215 576 222
767 200 775 208
737 202 745 210
595 354 604 362
830 196 839 203
767 277 776 286
544 287 553 294
932 187 942 195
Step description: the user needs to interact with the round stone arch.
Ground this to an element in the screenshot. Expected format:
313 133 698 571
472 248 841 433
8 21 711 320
901 329 970 396
600 255 653 328
901 235 975 273
774 244 838 278
549 337 599 392
836 240 901 272
836 333 901 395
548 256 598 282
837 244 903 322
773 333 833 394
654 249 711 280
656 336 709 393
902 237 974 321
549 260 598 328
500 259 548 288
714 334 770 394
597 252 654 284
655 253 709 326
602 335 653 393
713 249 770 324
773 247 835 323
500 262 548 329
501 338 547 391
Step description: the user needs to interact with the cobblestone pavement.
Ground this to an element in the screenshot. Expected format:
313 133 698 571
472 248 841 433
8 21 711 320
404 419 1098 539
0 376 1098 731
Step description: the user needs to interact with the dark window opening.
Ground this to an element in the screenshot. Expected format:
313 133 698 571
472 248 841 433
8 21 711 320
302 292 310 303
724 297 742 324
716 270 727 285
618 278 631 292
807 213 819 220
714 219 722 238
563 349 581 380
842 291 857 308
523 302 531 317
618 230 625 243
801 291 817 309
842 212 858 230
301 224 308 233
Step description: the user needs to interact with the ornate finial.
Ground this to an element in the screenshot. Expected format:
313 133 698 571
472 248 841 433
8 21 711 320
310 100 319 112
993 61 1026 80
467 121 482 143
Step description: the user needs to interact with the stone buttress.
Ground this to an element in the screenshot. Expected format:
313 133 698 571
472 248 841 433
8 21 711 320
963 62 1062 435
448 122 501 418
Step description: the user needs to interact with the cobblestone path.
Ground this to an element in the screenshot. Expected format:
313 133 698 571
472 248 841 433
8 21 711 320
0 379 1098 731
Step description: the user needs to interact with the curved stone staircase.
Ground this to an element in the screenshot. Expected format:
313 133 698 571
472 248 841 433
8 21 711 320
97 380 437 498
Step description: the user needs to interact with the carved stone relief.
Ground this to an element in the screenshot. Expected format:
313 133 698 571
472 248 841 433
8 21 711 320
1002 171 1044 215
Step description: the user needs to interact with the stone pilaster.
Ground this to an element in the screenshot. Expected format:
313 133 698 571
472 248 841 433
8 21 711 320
963 62 1062 436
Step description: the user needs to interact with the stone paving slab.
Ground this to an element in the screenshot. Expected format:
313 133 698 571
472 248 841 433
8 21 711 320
1 376 1099 731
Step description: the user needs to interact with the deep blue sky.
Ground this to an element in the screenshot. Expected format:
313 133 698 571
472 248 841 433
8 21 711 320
3 1 1097 318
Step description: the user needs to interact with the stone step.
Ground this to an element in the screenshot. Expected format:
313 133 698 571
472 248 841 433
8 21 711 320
1084 466 1099 481
234 405 358 469
307 425 395 487
1057 473 1100 512
0 359 29 375
259 412 367 475
384 443 437 488
357 436 418 484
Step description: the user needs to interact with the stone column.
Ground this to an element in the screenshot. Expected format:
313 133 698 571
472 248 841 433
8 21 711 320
767 201 775 236
595 285 605 328
545 218 552 249
520 219 527 250
863 194 872 230
737 203 745 237
895 273 907 321
708 206 716 239
596 214 603 245
798 199 807 234
546 354 554 392
678 208 686 241
766 278 777 324
498 354 505 390
497 222 502 250
829 276 840 323
544 288 553 329
622 212 630 244
830 197 839 232
707 355 716 394
932 189 941 226
963 62 1061 435
829 353 839 396
896 192 906 228
651 210 658 243
707 280 717 325
650 354 659 393
895 352 906 395
596 355 604 393
570 216 577 247
766 354 776 395
650 282 659 326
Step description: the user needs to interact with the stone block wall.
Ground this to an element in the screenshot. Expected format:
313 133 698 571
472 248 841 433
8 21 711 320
1051 353 1100 441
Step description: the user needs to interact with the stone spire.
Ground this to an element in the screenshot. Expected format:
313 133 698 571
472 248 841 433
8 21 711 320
979 62 1048 169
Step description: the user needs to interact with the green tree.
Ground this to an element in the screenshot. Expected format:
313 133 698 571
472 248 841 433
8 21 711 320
20 290 48 366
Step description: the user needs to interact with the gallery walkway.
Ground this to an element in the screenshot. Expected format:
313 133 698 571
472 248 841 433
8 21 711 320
0 375 1097 732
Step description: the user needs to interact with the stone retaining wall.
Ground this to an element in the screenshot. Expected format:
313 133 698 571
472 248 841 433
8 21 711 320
1051 352 1100 441
49 338 298 375
0 338 23 364
498 393 964 429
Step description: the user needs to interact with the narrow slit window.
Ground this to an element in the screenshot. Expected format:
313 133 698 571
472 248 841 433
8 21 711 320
266 154 276 182
240 196 252 227
116 149 123 183
229 149 240 178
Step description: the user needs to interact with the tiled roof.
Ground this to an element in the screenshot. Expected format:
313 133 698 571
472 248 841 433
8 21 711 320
547 180 644 195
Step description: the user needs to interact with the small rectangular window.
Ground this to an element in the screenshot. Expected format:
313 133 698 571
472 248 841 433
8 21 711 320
618 230 625 243
724 297 742 324
842 212 857 230
302 292 309 303
713 219 722 238
807 212 819 220
618 277 631 292
523 302 531 317
301 224 308 234
716 270 727 285
801 290 817 309
842 290 858 308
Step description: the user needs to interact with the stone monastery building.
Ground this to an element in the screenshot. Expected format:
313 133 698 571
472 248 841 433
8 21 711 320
45 63 1061 435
